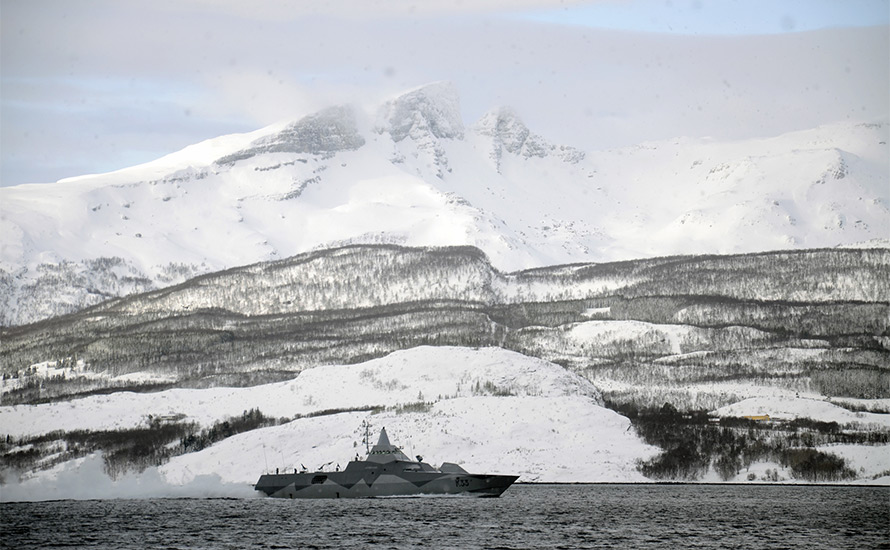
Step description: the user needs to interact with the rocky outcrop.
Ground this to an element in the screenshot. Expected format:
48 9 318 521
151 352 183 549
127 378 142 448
216 105 365 165
376 82 464 179
377 81 464 142
474 107 585 171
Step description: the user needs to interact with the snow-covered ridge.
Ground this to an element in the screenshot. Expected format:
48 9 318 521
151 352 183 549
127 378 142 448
0 347 600 438
1 82 887 326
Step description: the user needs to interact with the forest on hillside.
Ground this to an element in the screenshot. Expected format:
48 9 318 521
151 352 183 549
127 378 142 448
2 245 887 411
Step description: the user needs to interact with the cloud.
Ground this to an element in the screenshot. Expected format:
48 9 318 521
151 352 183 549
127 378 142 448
198 71 328 126
162 0 598 19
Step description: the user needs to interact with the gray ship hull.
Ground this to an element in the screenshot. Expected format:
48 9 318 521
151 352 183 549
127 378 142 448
254 428 519 499
255 467 518 499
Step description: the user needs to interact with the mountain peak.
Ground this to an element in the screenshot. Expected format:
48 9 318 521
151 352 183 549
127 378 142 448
473 106 585 168
475 106 531 155
377 81 464 142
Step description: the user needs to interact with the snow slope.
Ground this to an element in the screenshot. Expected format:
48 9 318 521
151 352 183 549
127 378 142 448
1 82 887 325
159 394 651 487
0 346 658 495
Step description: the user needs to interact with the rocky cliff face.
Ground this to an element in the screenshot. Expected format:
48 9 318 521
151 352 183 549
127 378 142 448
474 106 585 171
378 81 465 142
217 105 366 165
375 82 465 179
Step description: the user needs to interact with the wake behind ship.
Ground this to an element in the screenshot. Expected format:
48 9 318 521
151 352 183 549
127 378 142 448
254 428 518 498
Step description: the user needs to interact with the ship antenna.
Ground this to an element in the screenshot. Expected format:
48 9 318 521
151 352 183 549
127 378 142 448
361 419 372 454
262 444 269 474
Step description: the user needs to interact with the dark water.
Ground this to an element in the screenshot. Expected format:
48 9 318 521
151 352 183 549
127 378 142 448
2 484 888 549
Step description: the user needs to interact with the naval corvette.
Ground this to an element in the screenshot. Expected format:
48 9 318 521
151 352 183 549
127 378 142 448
254 428 519 498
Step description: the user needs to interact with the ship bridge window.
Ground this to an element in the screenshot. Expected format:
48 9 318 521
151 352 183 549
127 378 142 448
311 475 327 485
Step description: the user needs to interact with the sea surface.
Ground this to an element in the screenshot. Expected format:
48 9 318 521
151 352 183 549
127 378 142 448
2 484 887 549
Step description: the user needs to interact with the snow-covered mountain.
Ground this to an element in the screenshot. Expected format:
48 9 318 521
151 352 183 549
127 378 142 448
1 82 887 326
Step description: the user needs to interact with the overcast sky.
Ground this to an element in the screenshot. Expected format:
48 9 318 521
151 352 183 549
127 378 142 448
1 0 888 186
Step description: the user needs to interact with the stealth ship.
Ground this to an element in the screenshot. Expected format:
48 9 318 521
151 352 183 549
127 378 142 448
254 428 518 498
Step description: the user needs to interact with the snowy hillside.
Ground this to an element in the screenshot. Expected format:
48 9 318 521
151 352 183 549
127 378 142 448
0 347 658 500
4 346 887 501
1 82 887 326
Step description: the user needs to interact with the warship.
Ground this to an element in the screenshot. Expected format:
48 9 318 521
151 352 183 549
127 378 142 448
254 427 519 498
